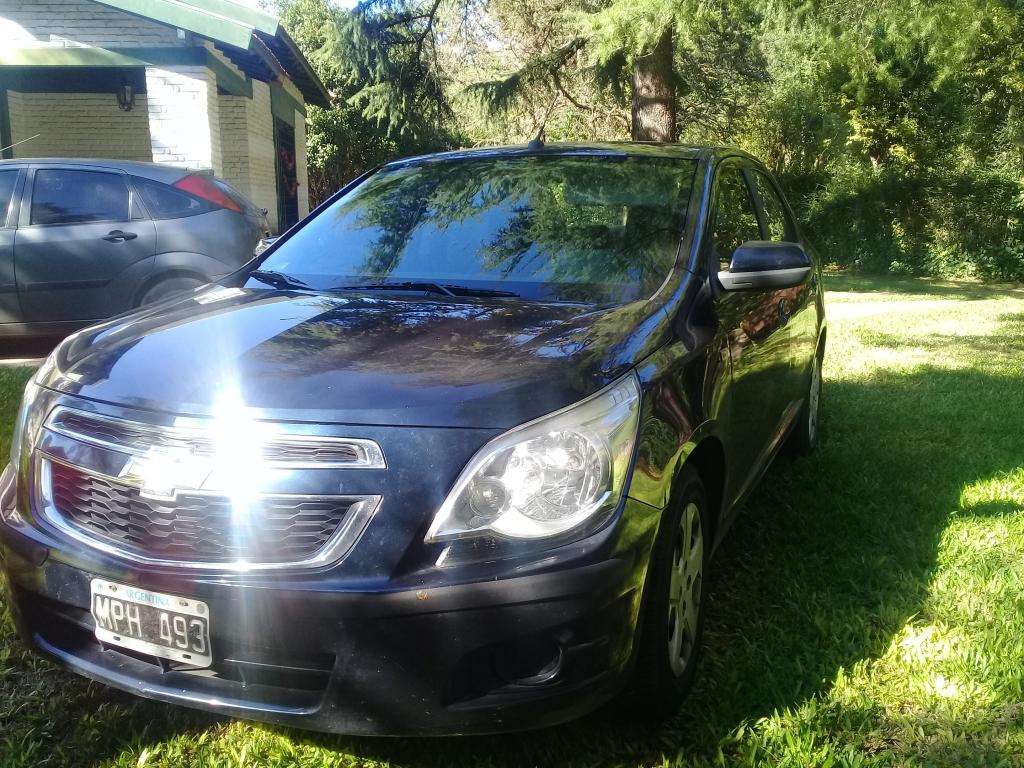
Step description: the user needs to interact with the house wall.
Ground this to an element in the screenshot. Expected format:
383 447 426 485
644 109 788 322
294 110 309 219
219 94 251 195
7 90 153 161
0 0 182 47
216 79 297 232
246 79 279 230
0 0 314 228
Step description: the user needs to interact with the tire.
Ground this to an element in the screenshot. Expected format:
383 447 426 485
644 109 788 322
789 350 823 455
626 465 710 719
137 276 205 307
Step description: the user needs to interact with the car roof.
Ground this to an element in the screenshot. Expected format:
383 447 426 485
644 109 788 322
386 141 757 168
0 158 198 182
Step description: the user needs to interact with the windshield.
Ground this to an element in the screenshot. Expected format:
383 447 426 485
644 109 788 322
254 155 697 304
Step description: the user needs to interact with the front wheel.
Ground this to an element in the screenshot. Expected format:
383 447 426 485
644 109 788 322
789 352 822 455
627 466 709 718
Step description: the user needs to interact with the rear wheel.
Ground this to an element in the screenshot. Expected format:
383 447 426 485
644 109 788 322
627 466 709 718
137 276 205 307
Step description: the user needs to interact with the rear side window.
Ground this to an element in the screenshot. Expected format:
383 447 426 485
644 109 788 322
711 167 760 269
132 176 212 219
751 171 794 242
0 170 18 226
31 169 129 225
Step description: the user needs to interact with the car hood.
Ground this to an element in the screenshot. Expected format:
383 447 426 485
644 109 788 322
45 288 669 429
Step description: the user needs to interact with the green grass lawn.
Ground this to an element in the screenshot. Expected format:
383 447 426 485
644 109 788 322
3 275 1024 767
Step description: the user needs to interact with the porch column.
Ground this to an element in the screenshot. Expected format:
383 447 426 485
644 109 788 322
145 65 222 174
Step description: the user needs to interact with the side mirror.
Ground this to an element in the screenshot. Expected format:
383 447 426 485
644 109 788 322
717 241 812 291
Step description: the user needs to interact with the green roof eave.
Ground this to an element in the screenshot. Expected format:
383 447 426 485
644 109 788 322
92 0 329 107
93 0 260 49
0 47 149 67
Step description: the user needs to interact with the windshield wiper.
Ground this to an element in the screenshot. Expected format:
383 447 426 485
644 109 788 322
248 269 314 291
331 281 520 299
331 281 456 297
444 285 520 298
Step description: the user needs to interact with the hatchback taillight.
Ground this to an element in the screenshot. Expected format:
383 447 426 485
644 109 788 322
173 174 243 213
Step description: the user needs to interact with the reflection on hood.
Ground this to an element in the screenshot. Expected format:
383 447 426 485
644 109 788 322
47 289 668 429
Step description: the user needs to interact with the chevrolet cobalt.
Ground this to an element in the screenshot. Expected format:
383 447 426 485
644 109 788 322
1 143 825 735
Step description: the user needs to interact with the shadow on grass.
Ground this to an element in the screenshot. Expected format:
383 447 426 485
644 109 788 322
3 307 1022 767
269 351 1023 763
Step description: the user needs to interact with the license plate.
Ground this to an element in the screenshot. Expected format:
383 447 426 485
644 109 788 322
90 579 212 668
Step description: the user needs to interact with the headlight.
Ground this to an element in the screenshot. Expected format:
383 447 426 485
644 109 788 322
426 373 641 542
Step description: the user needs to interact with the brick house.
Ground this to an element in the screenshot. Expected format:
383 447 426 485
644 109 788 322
0 0 329 232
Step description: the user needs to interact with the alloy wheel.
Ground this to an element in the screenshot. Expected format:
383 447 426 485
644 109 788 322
666 501 704 677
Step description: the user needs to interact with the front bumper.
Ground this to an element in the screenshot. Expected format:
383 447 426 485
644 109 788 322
1 482 655 735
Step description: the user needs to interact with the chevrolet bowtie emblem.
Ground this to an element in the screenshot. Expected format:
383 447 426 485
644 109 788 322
119 454 212 501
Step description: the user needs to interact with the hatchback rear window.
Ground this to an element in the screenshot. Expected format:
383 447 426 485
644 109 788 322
259 155 697 305
132 176 212 219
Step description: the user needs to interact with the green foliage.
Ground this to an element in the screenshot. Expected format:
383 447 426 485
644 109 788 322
276 0 458 206
723 0 1024 280
280 0 1024 279
468 0 1024 280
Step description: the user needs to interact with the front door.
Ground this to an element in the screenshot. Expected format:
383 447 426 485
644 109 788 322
274 118 299 231
0 167 22 326
710 161 793 506
748 168 817 410
15 166 155 323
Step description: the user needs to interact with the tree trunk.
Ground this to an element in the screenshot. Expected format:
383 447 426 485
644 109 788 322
631 26 676 142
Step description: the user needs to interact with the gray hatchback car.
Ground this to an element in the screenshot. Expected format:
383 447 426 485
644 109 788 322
0 159 268 338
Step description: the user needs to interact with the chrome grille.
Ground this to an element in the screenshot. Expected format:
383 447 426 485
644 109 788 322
47 461 361 565
46 407 386 469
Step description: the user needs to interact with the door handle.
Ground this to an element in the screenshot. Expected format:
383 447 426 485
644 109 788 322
102 230 138 242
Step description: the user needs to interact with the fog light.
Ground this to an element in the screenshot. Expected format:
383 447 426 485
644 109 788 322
492 635 563 686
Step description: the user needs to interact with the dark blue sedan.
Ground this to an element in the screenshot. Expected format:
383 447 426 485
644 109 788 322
1 142 826 735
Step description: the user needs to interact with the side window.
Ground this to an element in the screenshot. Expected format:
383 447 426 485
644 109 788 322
132 176 212 219
712 166 760 270
31 169 129 226
751 171 793 242
0 170 18 226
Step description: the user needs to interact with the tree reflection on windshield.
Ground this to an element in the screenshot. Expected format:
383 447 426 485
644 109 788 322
260 155 697 304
